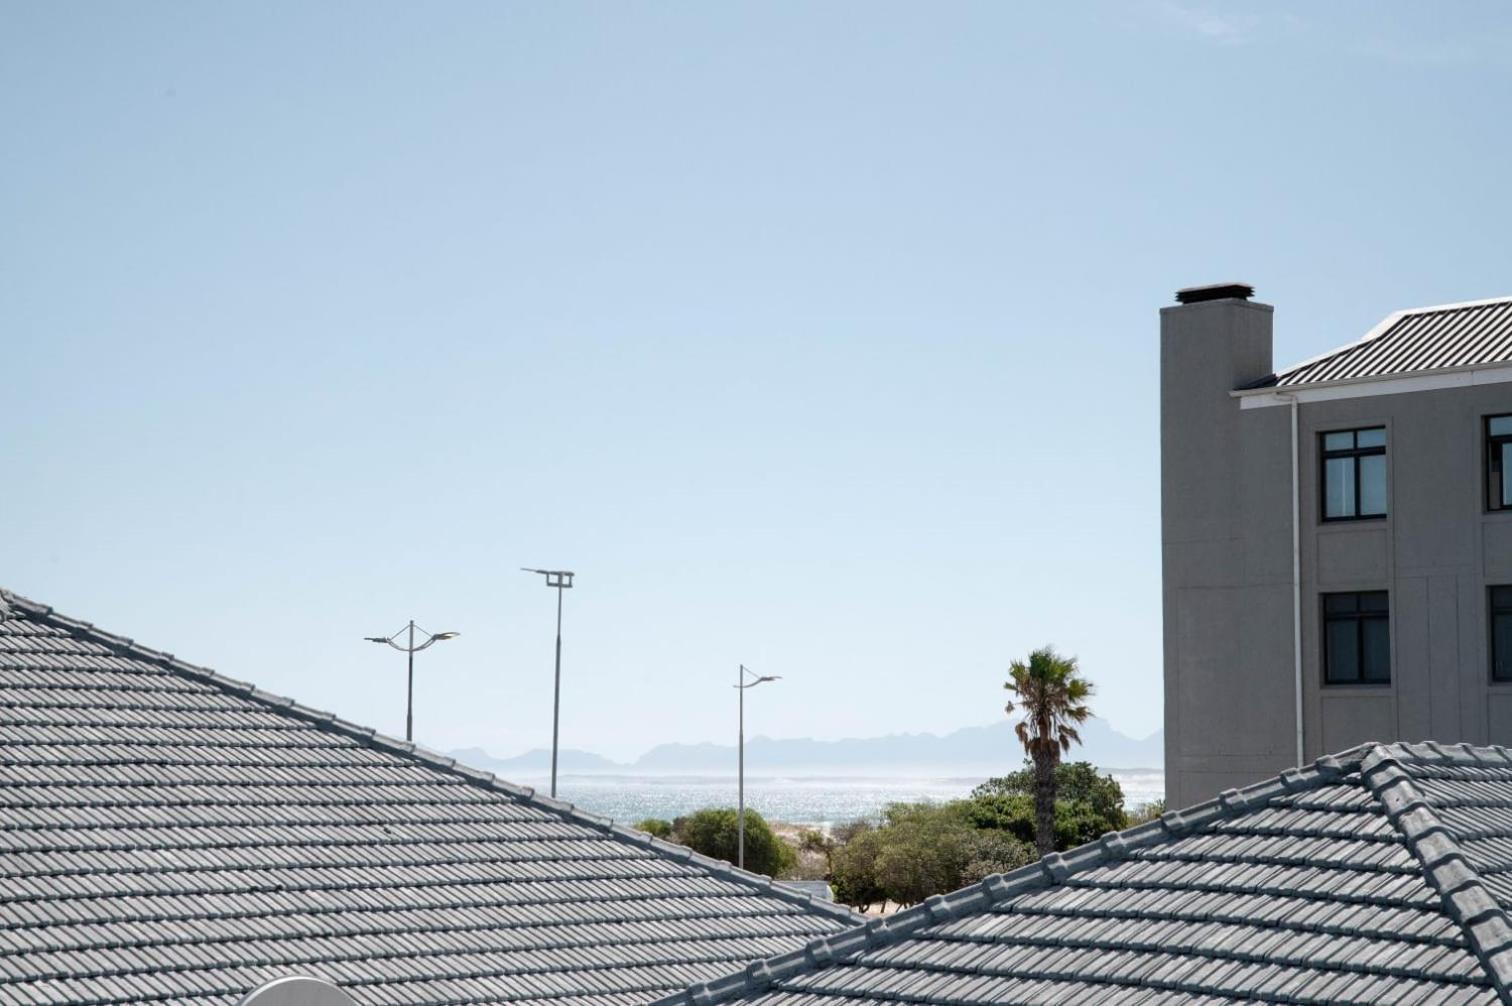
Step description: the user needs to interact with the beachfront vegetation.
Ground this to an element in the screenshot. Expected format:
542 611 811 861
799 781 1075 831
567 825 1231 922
633 760 1153 909
830 802 1032 908
825 760 1125 910
662 807 796 877
627 653 1145 909
967 760 1127 849
634 817 673 838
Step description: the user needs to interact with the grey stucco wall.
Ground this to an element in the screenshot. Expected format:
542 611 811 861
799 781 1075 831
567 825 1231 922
1162 297 1512 807
1297 384 1512 763
1161 298 1295 809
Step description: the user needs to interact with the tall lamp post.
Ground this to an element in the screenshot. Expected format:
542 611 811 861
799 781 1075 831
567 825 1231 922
523 567 574 798
736 664 780 870
364 621 460 743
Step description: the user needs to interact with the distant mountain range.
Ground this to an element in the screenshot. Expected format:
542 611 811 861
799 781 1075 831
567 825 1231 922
448 717 1162 778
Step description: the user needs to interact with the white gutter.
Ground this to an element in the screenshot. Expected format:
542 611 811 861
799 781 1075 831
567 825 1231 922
1234 359 1512 409
1277 392 1304 767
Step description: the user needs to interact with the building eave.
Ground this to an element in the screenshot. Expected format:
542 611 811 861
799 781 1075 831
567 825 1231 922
1232 359 1512 410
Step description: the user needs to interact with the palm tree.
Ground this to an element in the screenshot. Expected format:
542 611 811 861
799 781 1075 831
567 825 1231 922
1004 646 1094 856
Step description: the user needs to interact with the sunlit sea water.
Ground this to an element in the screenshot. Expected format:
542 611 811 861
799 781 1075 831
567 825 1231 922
514 771 1165 828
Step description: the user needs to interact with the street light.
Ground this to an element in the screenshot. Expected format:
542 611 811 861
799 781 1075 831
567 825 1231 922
364 621 459 743
735 664 780 871
523 567 574 799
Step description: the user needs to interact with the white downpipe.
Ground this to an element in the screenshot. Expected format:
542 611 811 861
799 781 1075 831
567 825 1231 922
1281 393 1304 767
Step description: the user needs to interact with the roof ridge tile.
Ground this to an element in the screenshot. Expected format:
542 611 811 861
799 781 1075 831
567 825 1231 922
1361 744 1512 1000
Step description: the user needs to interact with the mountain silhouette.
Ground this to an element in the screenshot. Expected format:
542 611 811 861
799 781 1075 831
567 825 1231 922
449 717 1161 777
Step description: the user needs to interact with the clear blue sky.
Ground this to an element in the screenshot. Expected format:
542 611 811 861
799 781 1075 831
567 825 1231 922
5 3 1511 762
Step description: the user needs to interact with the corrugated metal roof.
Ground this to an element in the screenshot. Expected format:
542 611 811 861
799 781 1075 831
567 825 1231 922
657 742 1512 1006
1264 295 1512 388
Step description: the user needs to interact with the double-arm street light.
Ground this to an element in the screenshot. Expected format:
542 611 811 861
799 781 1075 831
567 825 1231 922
736 664 780 870
523 568 574 798
364 621 460 743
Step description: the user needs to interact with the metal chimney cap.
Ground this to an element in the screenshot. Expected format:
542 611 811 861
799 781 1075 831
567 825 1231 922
1175 282 1255 305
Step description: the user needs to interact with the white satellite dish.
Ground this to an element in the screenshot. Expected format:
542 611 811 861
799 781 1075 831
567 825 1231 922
237 976 358 1006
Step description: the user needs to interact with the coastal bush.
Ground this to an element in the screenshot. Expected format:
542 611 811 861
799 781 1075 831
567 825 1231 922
966 761 1127 850
670 808 795 877
870 802 977 905
795 828 832 856
960 826 1035 884
786 828 834 881
831 802 1033 909
829 822 886 909
634 818 673 839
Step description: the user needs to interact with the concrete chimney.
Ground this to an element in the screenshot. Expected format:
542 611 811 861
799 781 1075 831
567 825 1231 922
1160 282 1274 545
1160 283 1292 809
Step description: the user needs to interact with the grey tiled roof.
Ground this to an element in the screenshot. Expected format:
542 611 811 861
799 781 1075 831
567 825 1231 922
658 743 1512 1006
0 590 858 1006
1256 295 1512 388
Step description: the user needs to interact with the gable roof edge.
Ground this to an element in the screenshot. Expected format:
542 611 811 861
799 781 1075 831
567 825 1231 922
0 588 862 927
652 744 1377 1006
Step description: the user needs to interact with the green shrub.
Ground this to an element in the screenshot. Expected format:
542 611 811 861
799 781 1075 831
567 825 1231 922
871 802 975 906
829 822 886 910
967 761 1128 850
795 828 832 855
972 761 1125 818
670 808 795 877
785 827 835 881
960 827 1034 885
634 818 673 839
830 802 1034 908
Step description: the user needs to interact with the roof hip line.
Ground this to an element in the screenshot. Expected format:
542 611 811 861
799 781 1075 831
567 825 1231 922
1359 742 1512 1001
653 746 1376 1006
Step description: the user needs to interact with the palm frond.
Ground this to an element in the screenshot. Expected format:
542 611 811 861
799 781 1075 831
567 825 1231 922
1001 645 1095 762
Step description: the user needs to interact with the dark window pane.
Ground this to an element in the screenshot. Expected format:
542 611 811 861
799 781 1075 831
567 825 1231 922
1494 586 1512 610
1324 457 1355 518
1325 594 1359 614
1356 428 1387 449
1324 431 1355 451
1361 617 1391 683
1496 613 1512 682
1492 441 1505 511
1502 443 1512 509
1359 454 1388 516
1491 415 1512 437
1360 591 1390 612
1326 619 1360 683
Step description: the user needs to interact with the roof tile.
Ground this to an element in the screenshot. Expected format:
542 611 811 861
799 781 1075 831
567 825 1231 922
0 590 857 1006
652 743 1512 1006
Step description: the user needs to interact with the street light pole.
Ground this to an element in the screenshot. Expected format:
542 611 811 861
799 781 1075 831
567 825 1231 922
406 620 416 743
735 665 780 871
523 568 575 798
364 621 460 743
738 665 744 866
553 584 563 795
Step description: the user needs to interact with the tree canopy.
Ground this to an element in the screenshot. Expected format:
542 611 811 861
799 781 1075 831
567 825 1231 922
829 801 1032 910
668 808 795 877
966 760 1127 849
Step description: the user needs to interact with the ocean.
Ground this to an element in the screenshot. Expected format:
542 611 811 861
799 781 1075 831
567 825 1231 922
511 770 1166 828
